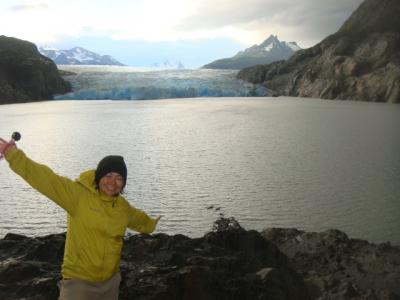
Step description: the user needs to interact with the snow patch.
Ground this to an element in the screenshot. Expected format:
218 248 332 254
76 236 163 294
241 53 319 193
264 44 273 52
284 42 301 51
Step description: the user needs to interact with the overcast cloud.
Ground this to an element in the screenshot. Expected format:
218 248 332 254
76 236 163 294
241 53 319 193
10 3 49 11
1 0 364 47
178 0 364 46
0 0 365 66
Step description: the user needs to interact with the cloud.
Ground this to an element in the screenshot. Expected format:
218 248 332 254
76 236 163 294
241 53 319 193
1 1 82 44
10 3 49 11
181 0 362 28
1 0 364 48
177 0 364 47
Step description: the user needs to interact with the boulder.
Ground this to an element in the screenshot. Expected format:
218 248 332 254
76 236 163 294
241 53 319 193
262 228 400 299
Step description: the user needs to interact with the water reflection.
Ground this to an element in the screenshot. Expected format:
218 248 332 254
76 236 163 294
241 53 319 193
0 98 399 245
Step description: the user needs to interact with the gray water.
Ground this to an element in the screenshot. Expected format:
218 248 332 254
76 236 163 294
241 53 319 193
0 98 399 245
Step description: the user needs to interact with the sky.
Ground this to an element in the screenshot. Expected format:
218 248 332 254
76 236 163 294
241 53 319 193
1 0 364 68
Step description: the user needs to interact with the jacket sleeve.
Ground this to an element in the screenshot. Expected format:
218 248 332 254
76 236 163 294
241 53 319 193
127 205 158 234
5 148 79 215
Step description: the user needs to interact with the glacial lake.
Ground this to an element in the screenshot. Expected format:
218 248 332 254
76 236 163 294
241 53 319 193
0 98 399 245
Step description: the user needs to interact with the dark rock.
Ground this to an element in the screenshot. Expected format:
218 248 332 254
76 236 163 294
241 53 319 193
3 232 29 240
237 0 400 103
0 36 71 104
262 227 400 299
0 233 63 299
1 218 399 299
0 218 309 300
119 218 308 300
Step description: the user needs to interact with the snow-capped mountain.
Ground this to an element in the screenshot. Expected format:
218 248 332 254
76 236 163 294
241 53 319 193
39 46 125 66
203 35 301 70
151 59 185 70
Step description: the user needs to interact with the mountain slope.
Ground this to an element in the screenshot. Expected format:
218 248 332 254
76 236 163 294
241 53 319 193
0 36 71 104
203 35 301 70
39 47 125 66
237 0 400 103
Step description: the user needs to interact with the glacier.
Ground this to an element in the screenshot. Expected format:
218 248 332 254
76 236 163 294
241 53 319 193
55 66 268 100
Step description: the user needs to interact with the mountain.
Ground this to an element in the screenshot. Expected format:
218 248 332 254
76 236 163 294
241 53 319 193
202 35 301 70
152 59 185 70
0 36 71 104
237 0 400 103
39 46 125 66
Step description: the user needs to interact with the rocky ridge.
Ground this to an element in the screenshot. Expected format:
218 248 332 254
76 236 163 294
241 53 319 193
39 46 125 66
0 36 71 104
237 0 400 103
1 218 399 300
203 35 300 70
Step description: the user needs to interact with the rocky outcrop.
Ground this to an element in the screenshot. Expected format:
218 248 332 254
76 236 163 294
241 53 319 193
0 218 308 300
237 0 400 103
1 218 399 300
262 228 400 299
203 35 301 70
0 36 71 105
119 218 308 300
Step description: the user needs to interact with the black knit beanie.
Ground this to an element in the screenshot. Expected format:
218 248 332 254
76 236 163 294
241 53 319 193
95 155 127 188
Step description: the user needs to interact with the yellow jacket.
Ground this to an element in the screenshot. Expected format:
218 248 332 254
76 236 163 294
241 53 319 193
6 148 157 282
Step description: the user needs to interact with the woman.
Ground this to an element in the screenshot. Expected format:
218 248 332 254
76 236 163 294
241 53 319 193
0 137 161 300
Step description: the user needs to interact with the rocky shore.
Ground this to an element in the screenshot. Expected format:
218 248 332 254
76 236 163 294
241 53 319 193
0 218 399 300
0 36 71 105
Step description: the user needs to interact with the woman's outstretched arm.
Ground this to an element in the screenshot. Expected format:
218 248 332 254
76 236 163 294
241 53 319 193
0 138 80 215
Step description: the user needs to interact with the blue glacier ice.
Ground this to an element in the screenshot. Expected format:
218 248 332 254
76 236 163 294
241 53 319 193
55 65 268 100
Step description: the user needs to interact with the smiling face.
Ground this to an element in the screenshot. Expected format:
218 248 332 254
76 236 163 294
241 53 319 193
98 172 124 197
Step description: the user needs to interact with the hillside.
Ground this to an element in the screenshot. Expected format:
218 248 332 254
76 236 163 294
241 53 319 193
0 36 71 104
237 0 400 103
203 35 300 70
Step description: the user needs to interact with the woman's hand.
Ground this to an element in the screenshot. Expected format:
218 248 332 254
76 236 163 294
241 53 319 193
0 138 16 157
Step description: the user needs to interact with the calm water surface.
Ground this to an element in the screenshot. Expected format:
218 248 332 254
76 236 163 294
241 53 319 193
0 98 399 245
